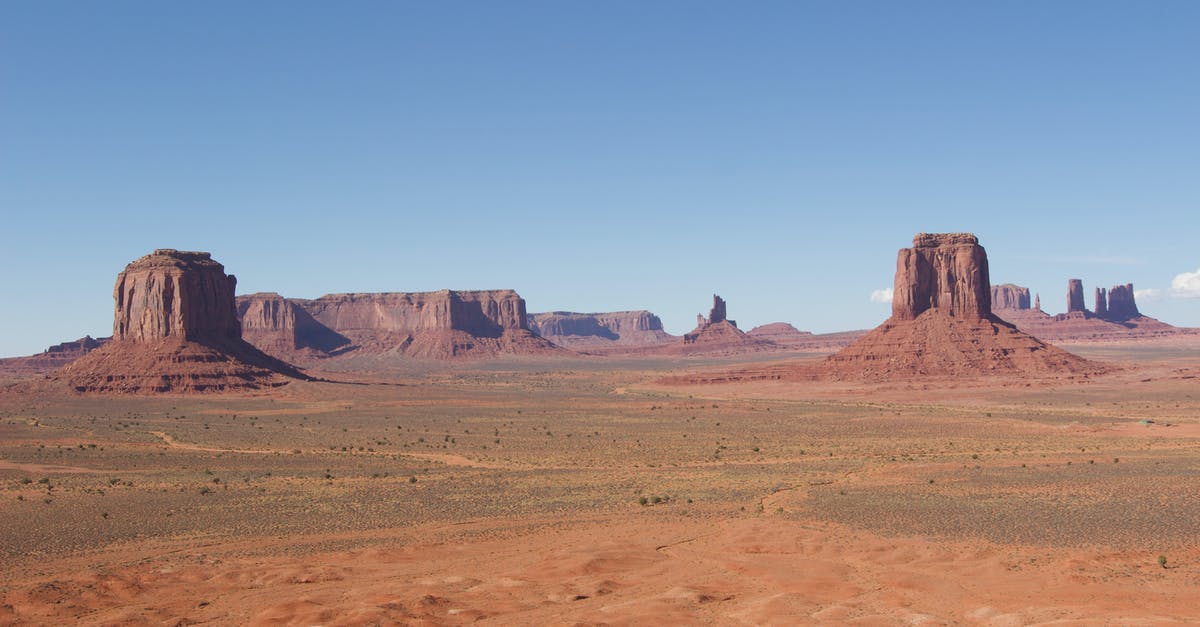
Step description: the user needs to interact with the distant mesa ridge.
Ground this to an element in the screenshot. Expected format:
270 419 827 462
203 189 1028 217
236 289 560 360
991 284 1031 311
991 278 1182 342
60 249 309 393
527 310 675 348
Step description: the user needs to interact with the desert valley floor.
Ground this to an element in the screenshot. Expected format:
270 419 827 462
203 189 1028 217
2 342 1200 625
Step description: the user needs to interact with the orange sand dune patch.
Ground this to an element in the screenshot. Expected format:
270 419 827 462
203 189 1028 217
3 515 1197 625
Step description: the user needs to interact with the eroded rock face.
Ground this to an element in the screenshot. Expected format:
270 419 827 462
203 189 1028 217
991 284 1031 310
61 250 307 393
892 233 990 321
301 290 527 339
706 295 729 325
819 233 1103 380
237 293 351 356
1067 279 1086 314
1095 288 1108 318
1106 284 1139 321
528 311 674 347
113 249 242 343
234 290 559 360
676 294 773 353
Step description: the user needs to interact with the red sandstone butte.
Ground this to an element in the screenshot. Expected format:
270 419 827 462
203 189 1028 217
61 250 308 393
675 295 776 355
670 234 1103 385
891 233 991 321
820 233 1100 379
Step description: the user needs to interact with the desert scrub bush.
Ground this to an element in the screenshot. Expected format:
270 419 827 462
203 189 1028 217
1158 555 1168 569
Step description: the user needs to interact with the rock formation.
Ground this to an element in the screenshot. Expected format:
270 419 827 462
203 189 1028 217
236 289 560 361
528 311 675 349
0 336 110 377
1034 293 1041 311
892 233 990 321
821 234 1101 379
991 284 1031 310
1067 279 1086 314
61 250 308 392
677 294 774 354
746 323 813 346
238 293 352 359
1106 284 1140 321
996 279 1189 343
704 295 730 325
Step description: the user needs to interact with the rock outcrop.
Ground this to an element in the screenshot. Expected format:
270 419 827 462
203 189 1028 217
991 284 1031 310
1106 284 1139 321
996 279 1190 343
0 336 110 377
61 250 308 393
236 289 561 361
1067 279 1086 314
892 233 990 321
677 294 775 354
746 323 813 346
528 311 675 349
237 293 352 359
111 250 242 343
820 234 1101 380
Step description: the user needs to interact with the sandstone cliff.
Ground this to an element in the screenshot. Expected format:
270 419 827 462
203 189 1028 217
237 292 351 358
528 310 675 349
1106 284 1140 321
822 233 1100 380
1067 279 1086 314
112 250 242 343
236 289 560 361
991 284 1031 310
892 233 990 321
61 250 308 393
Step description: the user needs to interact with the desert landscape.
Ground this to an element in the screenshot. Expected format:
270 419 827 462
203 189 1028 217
4 4 1198 625
1 235 1199 625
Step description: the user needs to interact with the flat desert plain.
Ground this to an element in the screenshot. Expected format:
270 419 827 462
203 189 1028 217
2 345 1199 625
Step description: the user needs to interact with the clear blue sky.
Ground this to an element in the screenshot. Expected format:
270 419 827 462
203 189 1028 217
2 1 1198 357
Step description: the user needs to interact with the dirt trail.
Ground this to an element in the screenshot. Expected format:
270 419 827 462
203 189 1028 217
0 459 104 474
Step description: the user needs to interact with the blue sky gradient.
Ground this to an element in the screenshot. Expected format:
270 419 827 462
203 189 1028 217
2 2 1198 356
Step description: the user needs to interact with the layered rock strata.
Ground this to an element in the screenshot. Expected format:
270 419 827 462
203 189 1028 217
991 284 1031 310
528 311 675 349
236 290 560 360
819 234 1101 380
61 250 308 392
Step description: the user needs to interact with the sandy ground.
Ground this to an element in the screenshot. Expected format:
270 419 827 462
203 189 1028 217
2 346 1199 624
